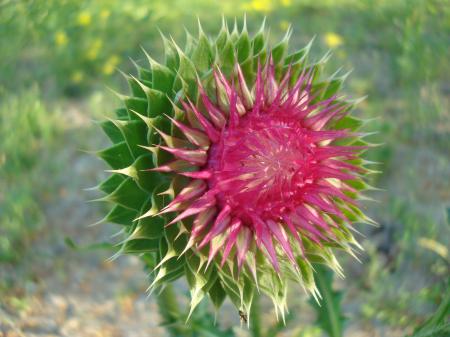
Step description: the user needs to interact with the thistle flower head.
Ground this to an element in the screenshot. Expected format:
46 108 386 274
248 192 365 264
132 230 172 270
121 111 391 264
94 19 376 321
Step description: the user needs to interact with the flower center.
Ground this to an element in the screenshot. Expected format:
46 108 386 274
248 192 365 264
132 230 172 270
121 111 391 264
207 112 315 223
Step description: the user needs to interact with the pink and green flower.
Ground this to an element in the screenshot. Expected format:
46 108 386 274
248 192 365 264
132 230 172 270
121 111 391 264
95 19 376 320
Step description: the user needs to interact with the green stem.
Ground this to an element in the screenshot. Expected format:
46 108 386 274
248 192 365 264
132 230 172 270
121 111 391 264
310 264 344 337
157 284 188 337
250 292 263 337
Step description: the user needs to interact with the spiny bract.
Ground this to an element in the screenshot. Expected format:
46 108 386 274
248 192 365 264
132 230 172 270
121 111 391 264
94 18 376 321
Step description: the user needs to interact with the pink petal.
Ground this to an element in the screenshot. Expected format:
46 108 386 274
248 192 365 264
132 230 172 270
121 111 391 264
178 170 212 179
220 218 242 266
182 99 220 142
282 214 306 256
164 114 210 148
191 207 217 238
236 226 252 271
198 204 231 248
260 225 280 272
198 83 226 129
266 220 296 264
235 63 253 109
167 192 216 225
149 159 193 173
158 145 207 165
159 180 206 214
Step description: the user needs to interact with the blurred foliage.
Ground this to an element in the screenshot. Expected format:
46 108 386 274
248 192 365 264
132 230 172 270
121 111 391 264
1 0 448 144
0 86 62 262
0 0 448 334
408 285 450 337
1 0 250 95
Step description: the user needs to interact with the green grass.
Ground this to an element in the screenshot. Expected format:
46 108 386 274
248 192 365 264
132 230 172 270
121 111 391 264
0 86 62 262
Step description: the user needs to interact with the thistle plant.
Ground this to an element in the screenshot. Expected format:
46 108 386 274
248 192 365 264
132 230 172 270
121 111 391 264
94 18 375 324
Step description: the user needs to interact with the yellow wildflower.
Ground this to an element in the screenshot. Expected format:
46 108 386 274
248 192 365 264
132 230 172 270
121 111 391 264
55 31 68 47
71 71 84 84
243 0 273 12
77 11 92 26
324 32 344 48
100 9 110 20
108 55 120 66
86 49 98 60
86 39 103 60
102 55 120 75
102 64 114 76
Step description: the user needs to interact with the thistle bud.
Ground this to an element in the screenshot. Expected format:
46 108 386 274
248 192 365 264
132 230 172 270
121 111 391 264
94 18 375 321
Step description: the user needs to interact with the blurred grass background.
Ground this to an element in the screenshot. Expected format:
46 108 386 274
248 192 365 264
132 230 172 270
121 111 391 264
0 0 449 336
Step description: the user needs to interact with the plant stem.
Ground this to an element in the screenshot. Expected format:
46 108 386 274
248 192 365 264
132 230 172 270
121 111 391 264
310 264 344 337
157 284 188 337
250 292 263 337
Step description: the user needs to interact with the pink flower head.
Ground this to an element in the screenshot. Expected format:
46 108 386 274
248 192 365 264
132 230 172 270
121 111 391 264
155 58 367 273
